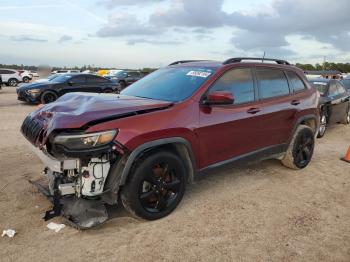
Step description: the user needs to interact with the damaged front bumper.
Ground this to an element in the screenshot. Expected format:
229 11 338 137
27 142 112 229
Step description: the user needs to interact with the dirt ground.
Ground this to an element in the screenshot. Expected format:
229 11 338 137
0 85 349 262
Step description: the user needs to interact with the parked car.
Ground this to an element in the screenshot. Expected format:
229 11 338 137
105 70 144 90
18 70 33 83
30 71 39 78
17 73 118 104
52 70 80 74
341 77 350 91
21 57 319 228
0 69 22 86
309 78 350 137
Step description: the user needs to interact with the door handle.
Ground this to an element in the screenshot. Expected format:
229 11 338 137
247 108 261 114
291 100 300 105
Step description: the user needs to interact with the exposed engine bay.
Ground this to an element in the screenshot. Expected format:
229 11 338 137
28 142 117 229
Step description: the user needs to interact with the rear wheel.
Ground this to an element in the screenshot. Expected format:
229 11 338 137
41 91 58 104
281 125 315 169
103 88 113 93
121 150 186 220
8 78 18 87
317 112 327 138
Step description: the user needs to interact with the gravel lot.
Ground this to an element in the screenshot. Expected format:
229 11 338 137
0 85 350 262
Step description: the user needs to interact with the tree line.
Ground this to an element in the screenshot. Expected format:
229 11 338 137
295 62 350 73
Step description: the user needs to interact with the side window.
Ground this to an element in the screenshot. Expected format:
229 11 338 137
87 75 108 83
336 82 346 94
256 68 290 99
209 68 255 104
286 71 306 92
329 82 339 96
70 75 86 84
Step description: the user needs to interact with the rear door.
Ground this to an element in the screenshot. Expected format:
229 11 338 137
327 81 346 123
198 67 263 167
86 75 110 92
334 81 350 121
254 67 297 147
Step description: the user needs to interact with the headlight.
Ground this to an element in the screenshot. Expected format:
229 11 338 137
53 130 117 150
26 89 41 95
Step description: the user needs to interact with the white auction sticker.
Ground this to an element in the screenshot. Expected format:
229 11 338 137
186 71 212 78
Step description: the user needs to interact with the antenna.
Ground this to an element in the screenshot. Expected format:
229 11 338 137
262 51 266 63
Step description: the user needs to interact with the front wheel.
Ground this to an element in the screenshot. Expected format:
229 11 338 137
317 113 327 138
281 125 315 170
41 91 58 104
22 76 30 83
121 150 186 220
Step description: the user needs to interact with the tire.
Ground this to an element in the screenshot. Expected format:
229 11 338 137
8 78 18 87
317 112 327 138
22 76 30 83
342 106 350 125
103 88 113 93
41 91 58 104
119 81 126 90
281 125 315 170
121 150 187 220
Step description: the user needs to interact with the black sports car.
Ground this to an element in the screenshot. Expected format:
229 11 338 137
309 78 350 137
17 73 118 104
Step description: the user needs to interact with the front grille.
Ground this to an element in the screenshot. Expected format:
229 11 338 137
21 116 45 145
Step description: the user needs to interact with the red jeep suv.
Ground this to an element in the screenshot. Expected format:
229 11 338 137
21 57 319 228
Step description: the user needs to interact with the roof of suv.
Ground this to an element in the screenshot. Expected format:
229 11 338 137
168 57 294 70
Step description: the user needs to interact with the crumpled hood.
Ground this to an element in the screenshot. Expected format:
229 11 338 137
27 92 172 146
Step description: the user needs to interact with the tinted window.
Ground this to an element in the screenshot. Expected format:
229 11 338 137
336 82 346 94
286 71 306 92
121 67 216 102
209 68 255 104
256 68 290 99
70 75 86 83
128 72 140 77
1 70 14 74
87 75 108 83
329 82 339 96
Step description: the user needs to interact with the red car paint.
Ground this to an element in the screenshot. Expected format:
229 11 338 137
26 61 319 170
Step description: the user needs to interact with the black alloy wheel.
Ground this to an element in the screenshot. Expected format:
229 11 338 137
121 151 186 220
41 91 57 104
293 130 314 169
139 162 183 213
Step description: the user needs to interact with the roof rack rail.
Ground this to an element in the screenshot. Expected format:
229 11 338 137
168 60 211 66
223 57 290 65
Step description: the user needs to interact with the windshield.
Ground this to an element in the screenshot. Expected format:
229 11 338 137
310 81 328 95
121 67 216 102
48 74 59 81
51 74 72 83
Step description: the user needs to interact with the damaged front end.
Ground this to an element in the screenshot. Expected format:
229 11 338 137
21 115 126 229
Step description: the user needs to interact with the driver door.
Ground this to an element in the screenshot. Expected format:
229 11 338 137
197 67 263 168
61 75 87 94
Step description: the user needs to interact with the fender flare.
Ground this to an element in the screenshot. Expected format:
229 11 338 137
289 114 319 143
120 137 196 184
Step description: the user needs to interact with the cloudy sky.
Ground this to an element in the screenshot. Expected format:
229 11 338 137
0 0 349 68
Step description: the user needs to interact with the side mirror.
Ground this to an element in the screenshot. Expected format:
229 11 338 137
204 91 234 105
68 80 74 86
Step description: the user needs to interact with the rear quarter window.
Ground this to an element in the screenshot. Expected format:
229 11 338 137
286 71 307 92
256 68 290 99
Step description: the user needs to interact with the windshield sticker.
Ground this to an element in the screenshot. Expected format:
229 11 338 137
186 71 212 78
313 82 327 85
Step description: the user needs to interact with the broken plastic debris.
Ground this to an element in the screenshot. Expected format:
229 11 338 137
47 222 65 233
2 229 16 238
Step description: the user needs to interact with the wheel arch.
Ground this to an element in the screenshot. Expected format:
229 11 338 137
102 137 196 205
290 114 319 142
